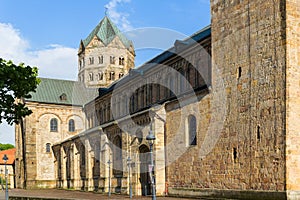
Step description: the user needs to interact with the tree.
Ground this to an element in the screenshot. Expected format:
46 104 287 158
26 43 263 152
0 58 40 189
0 143 15 151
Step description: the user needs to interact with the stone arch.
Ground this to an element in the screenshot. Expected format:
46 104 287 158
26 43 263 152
139 144 151 196
38 112 63 124
112 135 123 177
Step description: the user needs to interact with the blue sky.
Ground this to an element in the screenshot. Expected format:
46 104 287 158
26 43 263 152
0 0 210 144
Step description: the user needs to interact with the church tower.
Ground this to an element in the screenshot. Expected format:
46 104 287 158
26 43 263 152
78 16 135 88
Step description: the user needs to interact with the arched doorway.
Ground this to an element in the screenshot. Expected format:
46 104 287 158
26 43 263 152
139 145 151 196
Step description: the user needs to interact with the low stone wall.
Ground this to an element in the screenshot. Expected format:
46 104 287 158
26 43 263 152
168 187 287 200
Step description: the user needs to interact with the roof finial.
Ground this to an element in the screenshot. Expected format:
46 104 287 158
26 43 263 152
105 6 108 16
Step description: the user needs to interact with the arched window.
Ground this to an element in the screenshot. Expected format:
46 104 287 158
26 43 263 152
119 57 125 65
69 119 75 132
89 57 94 64
187 115 197 146
119 73 124 78
110 71 115 81
98 72 103 81
98 55 103 64
89 73 94 81
46 143 51 153
113 136 123 176
50 118 58 132
110 56 115 64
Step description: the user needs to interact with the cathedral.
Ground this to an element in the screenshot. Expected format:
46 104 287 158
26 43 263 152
15 1 300 199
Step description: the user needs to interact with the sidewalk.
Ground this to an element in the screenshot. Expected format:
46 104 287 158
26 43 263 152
8 189 216 200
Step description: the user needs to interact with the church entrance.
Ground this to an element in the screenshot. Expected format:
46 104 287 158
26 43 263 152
139 145 151 196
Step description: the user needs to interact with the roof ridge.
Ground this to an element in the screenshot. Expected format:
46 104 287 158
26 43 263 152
39 77 77 82
82 15 132 49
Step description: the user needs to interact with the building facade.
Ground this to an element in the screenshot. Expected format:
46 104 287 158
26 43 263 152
16 1 300 199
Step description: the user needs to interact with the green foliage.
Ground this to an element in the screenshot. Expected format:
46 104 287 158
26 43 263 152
0 58 40 125
0 143 15 151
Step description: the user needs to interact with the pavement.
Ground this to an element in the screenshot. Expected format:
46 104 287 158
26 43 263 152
0 189 216 200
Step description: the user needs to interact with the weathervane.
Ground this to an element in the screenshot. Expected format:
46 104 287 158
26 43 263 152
105 6 108 16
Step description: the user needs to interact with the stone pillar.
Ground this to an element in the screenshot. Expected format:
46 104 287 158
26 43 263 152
153 107 166 196
61 146 67 189
73 143 80 190
84 138 92 191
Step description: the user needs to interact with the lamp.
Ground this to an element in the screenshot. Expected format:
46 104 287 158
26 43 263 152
2 154 8 200
146 119 156 200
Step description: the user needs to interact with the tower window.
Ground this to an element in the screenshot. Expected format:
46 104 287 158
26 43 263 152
110 71 115 81
119 73 124 78
50 118 58 132
98 72 103 81
89 73 94 81
69 119 75 132
98 55 103 64
89 57 94 65
110 56 115 64
119 57 125 65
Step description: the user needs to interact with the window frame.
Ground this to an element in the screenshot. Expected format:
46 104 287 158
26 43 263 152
68 119 75 132
46 143 51 153
50 118 58 132
187 115 197 146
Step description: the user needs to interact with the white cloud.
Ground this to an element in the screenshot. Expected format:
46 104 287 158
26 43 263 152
0 22 78 144
105 0 133 31
0 22 78 80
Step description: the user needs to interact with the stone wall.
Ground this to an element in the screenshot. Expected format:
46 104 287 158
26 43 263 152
201 0 287 198
15 102 84 189
285 0 300 199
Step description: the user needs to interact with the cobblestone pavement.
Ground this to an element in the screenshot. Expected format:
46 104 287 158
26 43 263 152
7 189 227 200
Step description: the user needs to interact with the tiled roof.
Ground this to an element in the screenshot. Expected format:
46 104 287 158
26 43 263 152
0 148 16 165
26 78 98 106
82 16 133 49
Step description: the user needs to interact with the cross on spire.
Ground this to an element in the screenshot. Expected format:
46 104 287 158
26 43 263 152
105 6 108 16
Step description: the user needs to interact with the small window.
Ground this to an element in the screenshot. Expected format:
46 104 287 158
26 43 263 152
89 57 94 65
98 72 103 81
188 115 197 146
237 67 242 79
59 93 67 101
69 119 75 132
110 71 115 81
46 143 51 153
119 73 124 78
50 118 58 132
119 57 125 65
233 148 238 163
98 55 103 64
110 56 115 64
89 73 94 81
257 125 261 141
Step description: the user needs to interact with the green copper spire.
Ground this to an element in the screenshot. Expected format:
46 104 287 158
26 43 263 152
82 16 133 49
